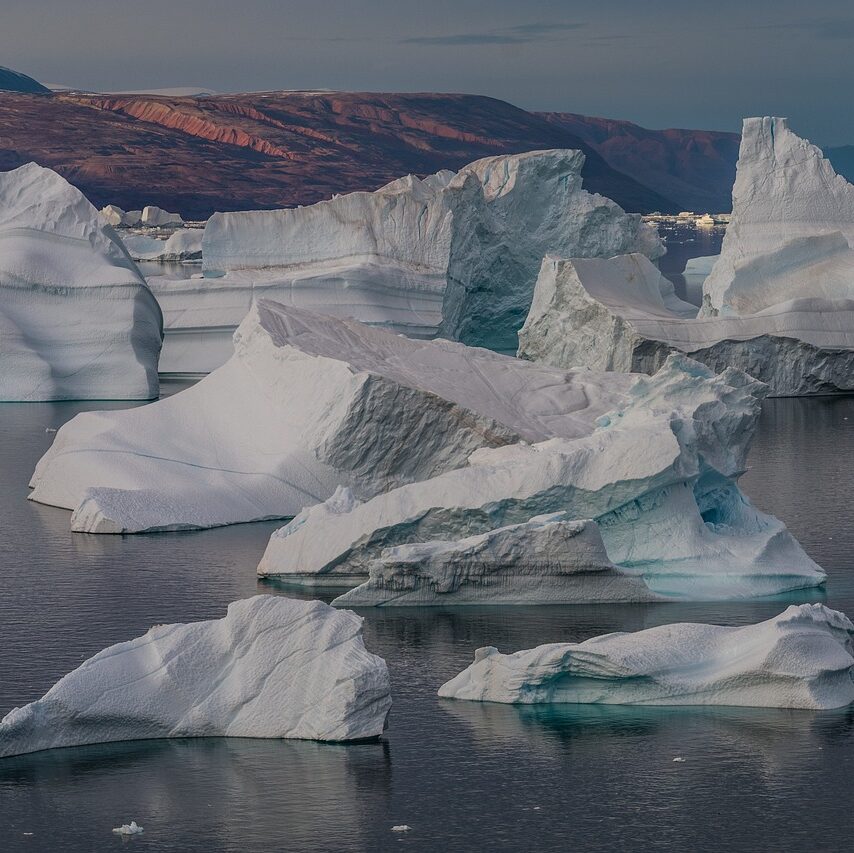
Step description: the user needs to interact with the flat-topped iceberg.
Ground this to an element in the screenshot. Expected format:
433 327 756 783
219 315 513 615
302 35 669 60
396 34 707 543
29 301 637 533
0 595 391 758
438 604 854 709
517 118 854 396
0 163 162 401
333 512 657 606
155 149 661 373
260 355 825 600
141 205 184 227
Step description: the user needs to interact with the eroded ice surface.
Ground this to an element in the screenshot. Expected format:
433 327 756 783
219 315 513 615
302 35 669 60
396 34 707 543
260 355 825 600
438 604 854 709
0 163 162 401
154 149 661 372
517 119 854 396
28 301 637 533
333 512 657 607
517 253 854 395
0 596 391 758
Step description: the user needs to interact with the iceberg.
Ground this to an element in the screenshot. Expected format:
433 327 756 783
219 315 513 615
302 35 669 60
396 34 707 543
141 205 184 227
702 116 854 316
100 205 142 227
155 150 661 373
0 163 162 401
123 229 204 262
517 253 854 395
438 604 854 710
29 301 637 533
332 512 658 606
0 595 392 758
259 354 825 600
517 119 854 396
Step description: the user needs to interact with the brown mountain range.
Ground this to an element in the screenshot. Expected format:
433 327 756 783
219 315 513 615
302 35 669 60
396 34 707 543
0 91 681 218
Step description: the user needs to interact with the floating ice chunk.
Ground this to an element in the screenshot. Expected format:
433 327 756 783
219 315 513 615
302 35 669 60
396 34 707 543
333 513 657 606
0 596 391 758
29 301 638 533
260 354 824 600
112 822 144 835
517 253 854 396
0 163 162 401
438 604 854 709
141 205 183 226
391 825 411 832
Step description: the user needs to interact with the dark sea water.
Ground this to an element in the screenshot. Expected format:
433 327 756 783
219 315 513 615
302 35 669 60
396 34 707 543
1 387 853 853
655 221 725 305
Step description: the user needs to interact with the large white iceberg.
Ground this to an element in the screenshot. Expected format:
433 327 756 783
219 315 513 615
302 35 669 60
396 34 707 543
0 595 392 758
141 205 184 227
153 150 661 373
260 354 825 600
29 300 638 533
333 512 658 606
0 163 162 401
438 604 854 709
517 118 854 396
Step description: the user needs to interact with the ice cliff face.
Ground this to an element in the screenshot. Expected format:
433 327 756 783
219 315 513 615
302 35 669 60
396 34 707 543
517 253 854 395
438 604 854 709
0 163 162 401
702 117 854 316
517 119 854 396
123 229 204 262
0 596 392 757
259 354 824 601
28 301 637 533
180 149 661 367
332 512 658 607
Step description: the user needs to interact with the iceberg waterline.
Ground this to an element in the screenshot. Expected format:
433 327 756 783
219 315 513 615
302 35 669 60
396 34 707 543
517 118 854 397
0 596 392 758
439 604 854 710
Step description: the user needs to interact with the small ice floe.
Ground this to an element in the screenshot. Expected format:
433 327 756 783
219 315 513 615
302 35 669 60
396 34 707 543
112 821 143 835
672 757 686 763
45 427 57 433
391 825 411 832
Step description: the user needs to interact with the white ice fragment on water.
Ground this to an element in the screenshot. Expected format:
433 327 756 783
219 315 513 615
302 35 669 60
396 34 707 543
112 821 143 835
672 757 686 763
439 604 854 709
0 596 391 757
391 825 411 832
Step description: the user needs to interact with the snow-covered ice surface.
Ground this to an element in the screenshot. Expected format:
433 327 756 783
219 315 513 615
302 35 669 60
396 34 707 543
123 229 203 262
438 604 854 709
0 595 391 758
333 513 658 607
28 301 638 533
0 163 162 401
517 119 854 396
261 354 825 601
154 150 661 373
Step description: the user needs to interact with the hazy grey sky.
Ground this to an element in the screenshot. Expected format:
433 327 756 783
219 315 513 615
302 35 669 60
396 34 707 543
3 1 853 143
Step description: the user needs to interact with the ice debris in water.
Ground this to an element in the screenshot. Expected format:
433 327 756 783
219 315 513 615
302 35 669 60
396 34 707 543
112 821 143 835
